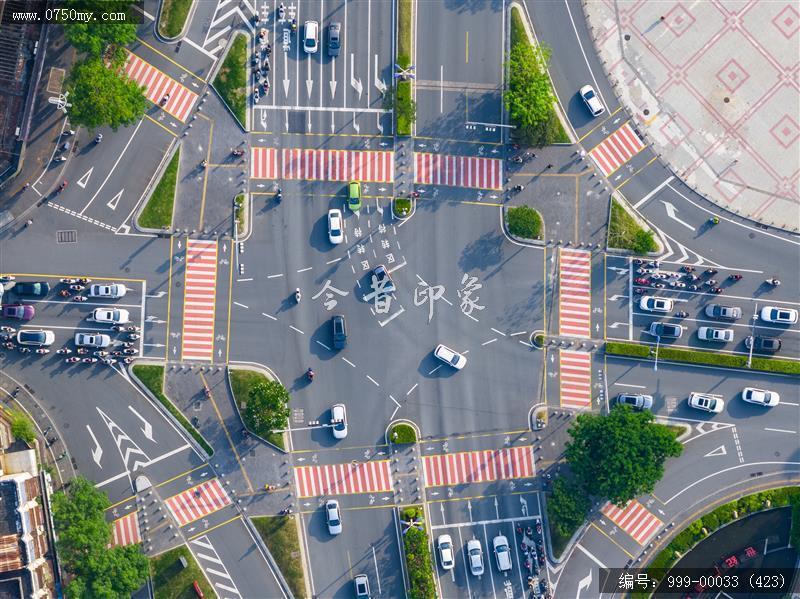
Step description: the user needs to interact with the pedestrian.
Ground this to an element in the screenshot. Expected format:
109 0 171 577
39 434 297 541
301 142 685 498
546 163 554 169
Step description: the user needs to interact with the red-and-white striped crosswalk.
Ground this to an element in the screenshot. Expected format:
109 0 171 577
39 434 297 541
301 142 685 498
414 153 503 190
589 122 645 176
279 149 394 182
559 350 592 410
250 147 279 179
294 461 393 497
111 511 140 547
165 479 232 527
559 248 592 338
181 240 218 362
124 53 198 122
602 500 663 545
423 446 534 488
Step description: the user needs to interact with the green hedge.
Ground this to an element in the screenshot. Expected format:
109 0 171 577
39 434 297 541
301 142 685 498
401 507 435 599
643 487 800 586
138 148 179 229
132 365 214 456
158 0 193 39
605 341 800 375
507 205 543 240
396 80 413 136
213 34 247 126
389 423 417 444
394 198 412 218
608 199 658 254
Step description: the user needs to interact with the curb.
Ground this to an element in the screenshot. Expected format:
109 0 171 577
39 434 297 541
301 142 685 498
384 418 421 445
153 0 198 44
605 192 666 257
209 32 248 133
233 192 252 242
500 205 546 248
391 197 415 223
133 139 180 235
226 361 290 454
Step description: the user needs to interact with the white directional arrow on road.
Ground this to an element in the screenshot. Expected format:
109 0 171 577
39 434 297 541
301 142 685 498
661 200 696 231
607 266 628 274
608 321 628 329
350 53 362 99
106 189 123 210
86 425 103 467
76 167 93 188
374 54 386 94
705 445 727 457
306 59 313 98
282 52 290 96
519 495 528 517
608 294 628 301
128 406 155 443
145 291 166 299
577 570 592 599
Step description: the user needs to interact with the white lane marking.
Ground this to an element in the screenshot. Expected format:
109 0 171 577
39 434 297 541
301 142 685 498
326 257 342 264
289 325 304 334
491 328 507 337
613 383 646 388
633 176 675 209
764 427 797 434
315 340 331 350
297 267 313 273
267 273 284 278
366 375 380 387
342 357 356 367
406 383 418 396
563 0 609 108
661 200 696 231
236 278 253 282
663 461 800 504
482 338 498 346
261 312 277 321
575 543 607 568
509 331 527 337
233 302 249 309
428 365 442 375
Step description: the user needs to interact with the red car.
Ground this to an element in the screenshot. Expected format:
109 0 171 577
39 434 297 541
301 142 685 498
2 304 34 320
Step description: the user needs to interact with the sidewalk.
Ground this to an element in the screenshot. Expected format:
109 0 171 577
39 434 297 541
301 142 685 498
583 1 799 231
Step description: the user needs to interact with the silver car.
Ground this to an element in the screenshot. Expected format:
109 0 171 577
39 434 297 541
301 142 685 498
74 333 112 348
325 500 342 535
704 304 741 320
466 539 484 576
88 283 127 299
616 393 654 410
697 327 734 342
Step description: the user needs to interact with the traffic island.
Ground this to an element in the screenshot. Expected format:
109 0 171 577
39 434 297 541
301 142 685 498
393 0 415 136
233 193 248 238
150 545 214 599
392 197 413 219
137 147 179 231
251 516 308 599
607 197 659 255
157 0 195 40
229 368 289 451
399 506 436 599
388 422 417 444
213 33 248 128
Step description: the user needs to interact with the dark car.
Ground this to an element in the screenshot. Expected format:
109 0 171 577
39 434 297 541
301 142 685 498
331 315 347 349
327 22 341 56
13 281 50 297
648 322 683 338
372 265 396 294
745 335 781 354
704 304 742 321
2 304 34 320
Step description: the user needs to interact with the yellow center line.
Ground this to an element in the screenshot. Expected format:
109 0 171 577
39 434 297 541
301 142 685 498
135 38 207 84
465 31 469 63
186 514 241 540
156 463 210 489
576 106 624 144
106 494 136 511
145 114 178 137
200 372 254 493
164 235 173 359
590 522 636 559
615 155 659 191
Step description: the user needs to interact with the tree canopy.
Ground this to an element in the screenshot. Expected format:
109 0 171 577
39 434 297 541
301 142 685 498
565 405 683 506
505 41 559 146
52 477 148 598
66 58 147 130
62 0 137 58
548 476 591 537
244 380 291 437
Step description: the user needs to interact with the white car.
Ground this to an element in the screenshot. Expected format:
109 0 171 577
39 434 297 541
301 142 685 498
303 20 319 54
16 329 55 346
466 539 484 576
639 296 673 313
697 326 734 342
688 392 724 413
434 344 467 370
330 403 348 439
325 500 342 535
760 306 798 324
88 283 127 299
493 535 512 572
327 209 344 245
580 84 605 117
90 308 130 324
741 387 780 407
74 333 112 348
437 534 455 570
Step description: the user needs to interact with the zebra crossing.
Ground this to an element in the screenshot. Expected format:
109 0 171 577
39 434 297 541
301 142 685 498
165 478 232 527
558 248 592 338
602 500 663 545
293 461 393 497
111 511 141 547
589 122 645 176
559 350 593 410
423 446 535 488
181 240 218 362
414 153 503 190
190 534 242 598
124 53 197 122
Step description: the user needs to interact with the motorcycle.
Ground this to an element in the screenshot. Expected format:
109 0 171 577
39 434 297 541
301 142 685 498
18 347 31 353
278 3 285 19
704 280 717 287
681 265 695 272
127 333 140 340
688 284 699 291
728 274 743 281
704 268 718 276
291 18 297 32
684 273 699 281
122 341 134 348
675 311 689 318
95 134 102 143
650 282 665 289
0 326 16 333
766 278 781 286
58 180 67 192
76 347 89 354
93 350 109 357
0 275 15 282
82 357 98 364
711 287 723 294
77 278 91 284
160 93 170 106
55 156 67 162
275 189 282 203
633 278 649 285
708 216 720 225
60 277 79 284
122 348 138 355
34 348 50 354
306 368 314 381
65 357 81 364
2 342 14 350
512 184 525 192
56 348 72 354
651 273 669 280
633 288 646 295
294 288 301 303
72 295 87 302
102 358 117 365
668 281 686 288
636 267 655 275
69 284 84 291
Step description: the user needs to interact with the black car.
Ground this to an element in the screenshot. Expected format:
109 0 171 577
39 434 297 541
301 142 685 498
745 335 781 354
331 314 347 349
372 265 396 294
13 281 50 297
327 22 341 57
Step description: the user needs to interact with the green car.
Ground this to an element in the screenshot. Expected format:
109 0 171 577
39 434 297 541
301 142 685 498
348 181 362 211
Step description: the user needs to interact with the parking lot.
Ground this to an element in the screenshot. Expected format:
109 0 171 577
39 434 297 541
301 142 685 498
604 256 800 358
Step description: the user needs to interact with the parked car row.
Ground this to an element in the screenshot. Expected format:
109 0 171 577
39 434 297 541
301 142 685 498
302 20 341 56
618 387 781 413
436 534 502 575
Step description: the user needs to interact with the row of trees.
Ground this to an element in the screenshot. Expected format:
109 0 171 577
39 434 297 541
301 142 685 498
52 477 149 597
548 406 684 537
62 0 147 130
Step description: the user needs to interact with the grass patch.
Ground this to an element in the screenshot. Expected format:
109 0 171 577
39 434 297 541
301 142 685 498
252 516 305 599
229 369 286 450
393 197 411 218
234 194 246 237
394 0 414 136
633 487 800 598
605 341 800 375
608 199 658 254
533 334 545 347
506 205 543 240
547 511 571 559
150 545 216 599
158 0 193 39
664 424 685 438
213 33 247 126
138 148 179 229
397 0 412 67
400 507 436 599
395 80 413 136
389 423 416 443
507 7 569 145
132 365 214 455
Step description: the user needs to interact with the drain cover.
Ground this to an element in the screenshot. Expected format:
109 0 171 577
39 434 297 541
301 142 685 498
56 230 77 243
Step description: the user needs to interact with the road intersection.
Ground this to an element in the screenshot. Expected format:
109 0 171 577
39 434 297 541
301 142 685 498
0 0 797 597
